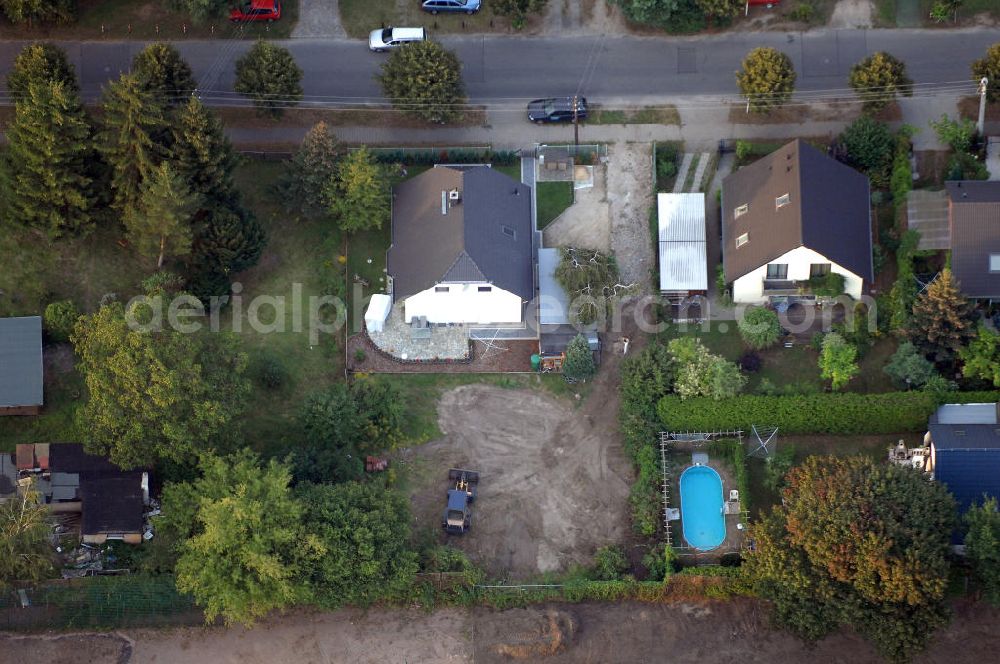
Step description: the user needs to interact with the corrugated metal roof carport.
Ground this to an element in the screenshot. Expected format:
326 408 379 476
906 190 950 251
658 193 708 293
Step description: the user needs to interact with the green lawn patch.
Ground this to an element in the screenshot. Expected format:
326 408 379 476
536 181 574 230
339 0 511 39
0 0 299 40
589 106 681 126
0 355 84 453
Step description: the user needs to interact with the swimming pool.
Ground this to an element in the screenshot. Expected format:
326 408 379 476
679 465 726 551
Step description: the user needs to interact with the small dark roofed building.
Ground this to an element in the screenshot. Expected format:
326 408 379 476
387 165 533 325
945 181 1000 301
0 316 44 416
721 140 873 304
927 403 1000 522
11 443 148 544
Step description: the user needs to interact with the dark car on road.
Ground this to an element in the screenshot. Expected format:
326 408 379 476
527 97 588 124
421 0 481 14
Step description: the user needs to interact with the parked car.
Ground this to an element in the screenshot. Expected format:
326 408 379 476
421 0 481 14
368 26 426 52
527 97 588 124
229 0 281 22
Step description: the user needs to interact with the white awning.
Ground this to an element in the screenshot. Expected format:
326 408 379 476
364 294 392 333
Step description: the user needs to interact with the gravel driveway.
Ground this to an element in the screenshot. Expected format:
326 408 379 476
292 0 347 38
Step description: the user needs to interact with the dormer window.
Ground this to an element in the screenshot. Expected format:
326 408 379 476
990 254 1000 272
734 204 748 219
775 193 790 209
736 233 749 248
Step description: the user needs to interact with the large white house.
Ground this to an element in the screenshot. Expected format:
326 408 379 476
721 140 873 305
386 165 533 325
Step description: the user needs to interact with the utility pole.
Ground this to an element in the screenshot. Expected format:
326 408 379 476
978 77 989 138
573 95 580 148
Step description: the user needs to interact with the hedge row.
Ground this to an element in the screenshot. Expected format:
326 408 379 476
655 391 998 435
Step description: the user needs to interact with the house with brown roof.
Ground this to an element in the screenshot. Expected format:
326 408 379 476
386 165 533 325
721 140 873 305
945 181 1000 301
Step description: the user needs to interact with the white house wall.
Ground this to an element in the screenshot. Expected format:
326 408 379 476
403 283 523 324
732 246 863 304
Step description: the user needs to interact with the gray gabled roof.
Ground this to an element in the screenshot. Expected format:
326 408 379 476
946 181 1000 298
0 316 43 409
387 166 533 302
721 140 873 283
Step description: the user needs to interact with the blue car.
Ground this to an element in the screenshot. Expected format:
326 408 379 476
421 0 481 14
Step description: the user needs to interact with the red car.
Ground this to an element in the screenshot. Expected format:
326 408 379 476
230 0 281 22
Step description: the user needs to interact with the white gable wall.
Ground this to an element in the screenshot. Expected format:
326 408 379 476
732 245 863 304
403 282 523 324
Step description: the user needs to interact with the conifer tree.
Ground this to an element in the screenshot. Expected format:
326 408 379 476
909 268 974 368
189 203 267 299
99 74 168 217
563 334 596 381
326 147 389 233
2 81 93 236
280 121 342 215
171 97 239 205
132 42 197 107
127 161 201 268
234 41 303 118
6 42 78 102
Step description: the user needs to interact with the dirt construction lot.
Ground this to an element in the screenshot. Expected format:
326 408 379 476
406 383 633 578
6 599 1000 663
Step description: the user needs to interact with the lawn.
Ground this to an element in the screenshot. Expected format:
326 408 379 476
229 159 346 454
536 181 574 230
588 106 680 126
0 0 299 40
339 0 514 39
0 353 84 453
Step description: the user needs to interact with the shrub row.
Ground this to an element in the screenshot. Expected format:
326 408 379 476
370 148 518 166
657 391 945 434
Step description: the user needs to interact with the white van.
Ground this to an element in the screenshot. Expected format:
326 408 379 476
369 27 426 52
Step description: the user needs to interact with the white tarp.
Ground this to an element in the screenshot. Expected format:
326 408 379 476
364 294 392 333
658 193 708 293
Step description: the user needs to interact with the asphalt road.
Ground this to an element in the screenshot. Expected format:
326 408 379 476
0 29 996 106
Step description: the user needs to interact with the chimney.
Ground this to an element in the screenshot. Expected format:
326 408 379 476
449 188 461 203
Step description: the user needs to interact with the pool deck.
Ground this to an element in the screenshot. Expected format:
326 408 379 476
668 457 746 563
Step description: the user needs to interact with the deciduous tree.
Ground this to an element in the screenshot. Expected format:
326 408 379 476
71 299 250 468
694 0 742 18
909 268 974 369
564 333 596 381
127 161 201 268
132 42 197 106
172 451 321 626
2 81 93 237
0 480 54 589
297 482 418 608
818 332 858 391
234 41 303 118
379 40 465 124
668 337 746 400
744 455 955 661
736 47 796 113
555 247 636 326
493 0 548 28
280 121 343 215
6 42 78 102
0 0 73 26
960 325 1000 387
326 147 390 233
99 73 169 216
848 52 912 112
971 42 1000 102
965 498 1000 605
839 116 895 187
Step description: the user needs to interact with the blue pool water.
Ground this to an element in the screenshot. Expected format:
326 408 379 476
679 465 726 551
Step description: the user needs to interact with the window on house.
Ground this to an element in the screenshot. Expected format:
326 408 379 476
766 263 788 280
775 193 790 209
502 226 516 239
478 286 492 293
736 233 749 248
990 254 1000 272
435 286 449 293
810 263 832 278
734 204 748 219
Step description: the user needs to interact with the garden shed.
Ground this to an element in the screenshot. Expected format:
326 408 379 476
0 316 44 416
